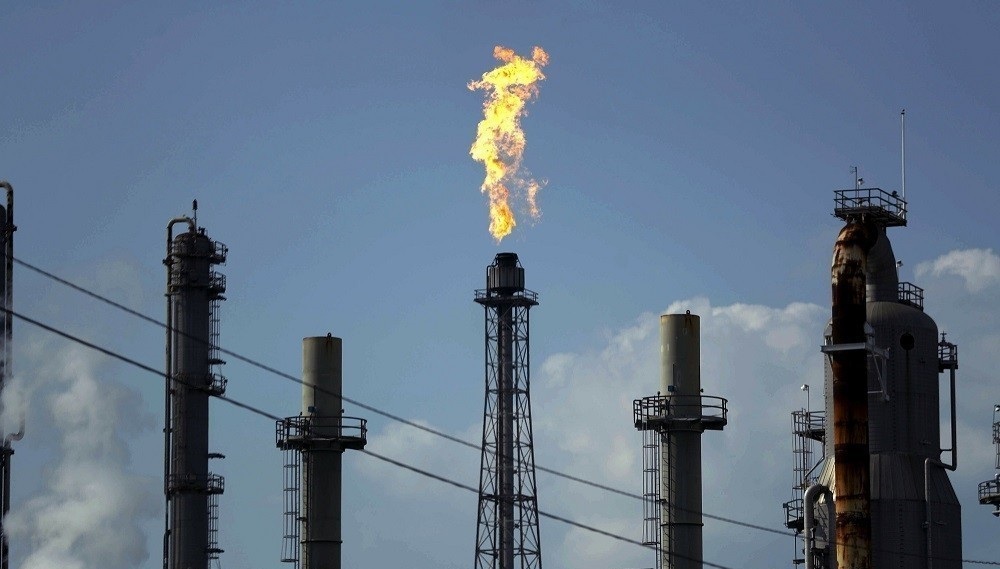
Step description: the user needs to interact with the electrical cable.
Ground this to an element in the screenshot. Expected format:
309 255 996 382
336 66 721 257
5 305 739 569
13 255 785 536
11 259 1000 566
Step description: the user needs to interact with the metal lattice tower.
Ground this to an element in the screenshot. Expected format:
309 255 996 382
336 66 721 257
0 182 18 569
164 212 228 569
633 313 727 569
473 253 542 569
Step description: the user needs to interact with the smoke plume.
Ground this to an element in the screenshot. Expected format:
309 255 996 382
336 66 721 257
4 344 157 569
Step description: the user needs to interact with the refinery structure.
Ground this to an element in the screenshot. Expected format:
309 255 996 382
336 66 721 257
0 140 998 567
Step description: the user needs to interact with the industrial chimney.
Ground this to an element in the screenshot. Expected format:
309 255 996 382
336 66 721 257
473 252 543 569
633 312 727 569
276 335 367 569
163 212 228 569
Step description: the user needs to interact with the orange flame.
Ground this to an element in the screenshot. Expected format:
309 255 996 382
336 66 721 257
469 45 548 241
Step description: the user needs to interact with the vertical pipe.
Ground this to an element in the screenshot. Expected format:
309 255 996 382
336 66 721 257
499 308 515 569
301 335 344 569
830 222 876 569
925 365 958 569
900 109 906 206
1 183 12 394
803 484 834 569
0 181 11 569
659 313 702 569
163 217 192 569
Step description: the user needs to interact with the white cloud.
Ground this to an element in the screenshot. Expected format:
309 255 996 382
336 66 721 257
4 345 158 569
915 248 1000 293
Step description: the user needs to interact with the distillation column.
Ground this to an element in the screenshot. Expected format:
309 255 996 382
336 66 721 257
165 218 228 569
276 335 367 569
813 188 961 569
634 313 727 569
473 253 542 569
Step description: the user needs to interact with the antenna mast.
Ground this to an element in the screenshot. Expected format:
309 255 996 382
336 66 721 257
900 109 906 204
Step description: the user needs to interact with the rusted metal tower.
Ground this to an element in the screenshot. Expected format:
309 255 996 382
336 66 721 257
808 187 962 569
164 210 228 569
473 252 542 569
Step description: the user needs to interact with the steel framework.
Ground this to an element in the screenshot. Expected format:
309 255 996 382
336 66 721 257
474 253 541 569
783 409 826 566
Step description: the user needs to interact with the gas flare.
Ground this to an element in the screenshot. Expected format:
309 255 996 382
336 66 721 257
469 45 548 241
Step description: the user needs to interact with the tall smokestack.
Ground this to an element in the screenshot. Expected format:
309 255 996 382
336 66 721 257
473 252 542 569
164 216 228 569
829 221 876 569
276 335 367 569
634 312 727 569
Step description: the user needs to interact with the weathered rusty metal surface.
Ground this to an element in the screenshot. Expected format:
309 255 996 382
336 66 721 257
830 221 876 569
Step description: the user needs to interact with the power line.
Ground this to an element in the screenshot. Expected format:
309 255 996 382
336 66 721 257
362 448 739 569
11 259 1000 566
12 255 785 536
6 305 999 567
5 307 283 423
6 305 737 569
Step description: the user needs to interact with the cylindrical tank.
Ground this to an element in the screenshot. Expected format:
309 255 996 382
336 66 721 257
659 313 703 569
301 335 345 569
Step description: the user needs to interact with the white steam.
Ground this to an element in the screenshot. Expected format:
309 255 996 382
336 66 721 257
4 344 157 569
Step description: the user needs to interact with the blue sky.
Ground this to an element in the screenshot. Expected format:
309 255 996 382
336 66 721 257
1 2 999 568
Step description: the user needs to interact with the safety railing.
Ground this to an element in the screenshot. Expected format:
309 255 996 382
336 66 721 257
276 415 368 449
475 288 539 303
833 188 907 226
979 479 1000 505
633 394 728 430
898 282 924 310
166 472 225 494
